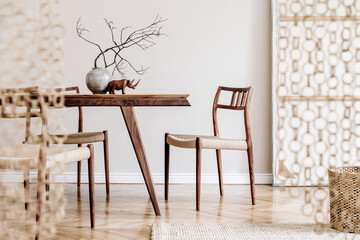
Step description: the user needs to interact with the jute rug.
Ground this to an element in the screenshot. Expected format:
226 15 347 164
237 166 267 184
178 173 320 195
151 223 360 240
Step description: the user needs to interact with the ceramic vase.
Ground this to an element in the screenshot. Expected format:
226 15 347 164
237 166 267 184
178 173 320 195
85 67 112 94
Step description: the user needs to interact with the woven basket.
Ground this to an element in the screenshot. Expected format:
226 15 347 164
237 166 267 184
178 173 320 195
328 166 360 233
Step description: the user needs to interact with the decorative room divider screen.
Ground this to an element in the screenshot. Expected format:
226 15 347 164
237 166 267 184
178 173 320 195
272 0 360 186
0 0 66 238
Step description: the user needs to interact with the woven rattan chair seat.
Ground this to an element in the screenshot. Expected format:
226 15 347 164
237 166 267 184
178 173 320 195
56 132 105 144
167 134 248 150
31 132 105 145
0 144 90 170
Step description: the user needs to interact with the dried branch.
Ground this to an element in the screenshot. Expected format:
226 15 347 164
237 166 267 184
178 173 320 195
112 59 127 78
76 15 166 77
120 26 131 44
76 17 107 68
112 49 149 76
104 18 118 46
122 58 149 75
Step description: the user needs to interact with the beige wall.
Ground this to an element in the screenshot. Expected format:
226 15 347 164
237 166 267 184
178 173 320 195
61 0 272 183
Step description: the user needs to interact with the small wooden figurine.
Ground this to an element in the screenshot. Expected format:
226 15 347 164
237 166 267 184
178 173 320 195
107 79 140 94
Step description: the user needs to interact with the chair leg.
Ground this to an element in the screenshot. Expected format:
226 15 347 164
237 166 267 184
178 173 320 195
247 145 255 205
165 133 170 200
215 149 224 196
23 170 30 210
103 131 110 195
87 144 95 228
45 170 50 201
35 168 46 240
196 137 202 211
77 144 82 188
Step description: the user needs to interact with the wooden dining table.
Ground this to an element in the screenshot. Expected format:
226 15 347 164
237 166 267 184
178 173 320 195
63 94 191 216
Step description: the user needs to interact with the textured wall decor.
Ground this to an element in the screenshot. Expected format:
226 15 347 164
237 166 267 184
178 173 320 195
0 0 66 239
0 0 65 89
273 0 360 185
273 0 360 227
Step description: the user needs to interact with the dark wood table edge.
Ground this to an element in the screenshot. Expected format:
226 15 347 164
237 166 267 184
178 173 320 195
64 95 191 107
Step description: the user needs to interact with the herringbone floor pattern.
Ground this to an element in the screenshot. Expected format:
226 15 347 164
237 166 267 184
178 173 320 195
48 184 316 239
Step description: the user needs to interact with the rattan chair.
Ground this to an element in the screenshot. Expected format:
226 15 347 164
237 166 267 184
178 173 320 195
165 86 255 210
40 87 110 195
0 88 95 239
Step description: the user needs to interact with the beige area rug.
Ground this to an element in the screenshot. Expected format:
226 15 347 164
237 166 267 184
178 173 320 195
151 223 360 240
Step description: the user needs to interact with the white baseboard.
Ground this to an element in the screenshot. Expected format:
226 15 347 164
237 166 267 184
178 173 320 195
0 172 273 184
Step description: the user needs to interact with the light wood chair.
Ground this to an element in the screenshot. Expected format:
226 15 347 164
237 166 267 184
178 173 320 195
165 86 255 210
39 87 110 195
0 88 95 239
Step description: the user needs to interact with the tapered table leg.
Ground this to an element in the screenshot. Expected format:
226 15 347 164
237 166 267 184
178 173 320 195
120 106 161 216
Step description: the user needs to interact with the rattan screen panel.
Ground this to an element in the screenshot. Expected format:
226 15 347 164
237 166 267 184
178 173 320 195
0 0 66 239
273 0 360 186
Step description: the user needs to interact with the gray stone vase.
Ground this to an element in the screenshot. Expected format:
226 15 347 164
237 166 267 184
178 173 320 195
85 67 112 94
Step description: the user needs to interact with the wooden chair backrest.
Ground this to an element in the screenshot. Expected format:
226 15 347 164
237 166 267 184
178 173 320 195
0 86 45 120
212 86 253 144
0 87 49 162
213 86 252 111
41 86 83 133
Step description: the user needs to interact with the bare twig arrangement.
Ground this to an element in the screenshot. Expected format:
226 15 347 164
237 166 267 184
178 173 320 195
76 15 167 78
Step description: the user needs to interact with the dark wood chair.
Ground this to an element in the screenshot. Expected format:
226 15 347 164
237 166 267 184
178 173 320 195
165 86 255 210
36 87 110 195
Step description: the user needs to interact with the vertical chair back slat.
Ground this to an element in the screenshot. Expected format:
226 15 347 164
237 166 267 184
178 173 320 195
236 92 243 107
230 91 237 106
240 91 248 107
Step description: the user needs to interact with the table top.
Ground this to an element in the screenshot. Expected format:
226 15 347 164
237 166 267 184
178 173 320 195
64 94 191 107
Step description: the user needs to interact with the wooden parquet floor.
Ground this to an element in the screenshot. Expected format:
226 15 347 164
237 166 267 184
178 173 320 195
51 184 318 240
